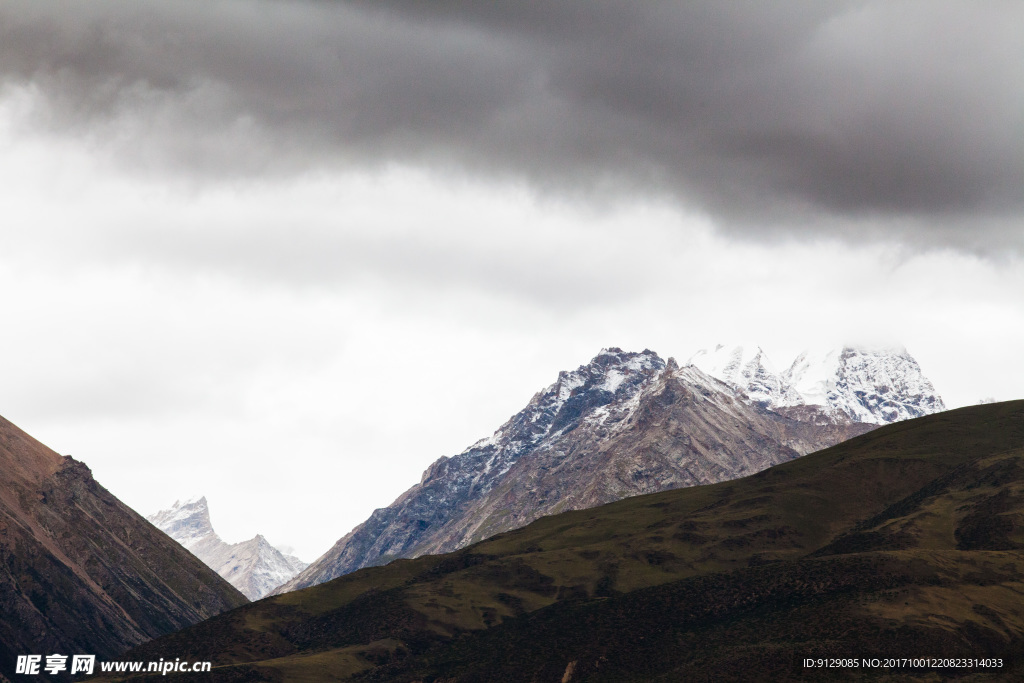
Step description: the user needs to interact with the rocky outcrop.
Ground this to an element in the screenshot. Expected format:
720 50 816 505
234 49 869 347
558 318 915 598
0 415 247 680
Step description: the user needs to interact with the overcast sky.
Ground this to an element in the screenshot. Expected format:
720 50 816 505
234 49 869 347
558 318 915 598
1 1 1022 560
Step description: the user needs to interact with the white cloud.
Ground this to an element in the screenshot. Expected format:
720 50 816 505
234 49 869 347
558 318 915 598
1 92 1022 560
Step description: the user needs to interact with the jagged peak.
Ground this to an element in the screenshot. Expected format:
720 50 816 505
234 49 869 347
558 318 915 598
416 348 668 498
547 349 665 392
688 343 779 379
148 494 216 551
785 344 920 381
688 343 798 409
420 454 451 484
593 347 662 364
160 494 208 512
532 349 665 413
841 342 909 356
669 363 747 400
787 344 913 374
152 494 210 520
251 534 277 550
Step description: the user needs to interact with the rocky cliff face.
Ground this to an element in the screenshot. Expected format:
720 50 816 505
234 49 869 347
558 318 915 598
0 415 247 680
149 498 307 600
277 348 878 593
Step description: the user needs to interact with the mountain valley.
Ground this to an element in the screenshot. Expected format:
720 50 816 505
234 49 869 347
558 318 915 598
109 401 1024 681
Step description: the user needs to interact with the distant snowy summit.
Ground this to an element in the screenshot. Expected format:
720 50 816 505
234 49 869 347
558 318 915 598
147 494 212 548
688 344 945 424
148 497 307 600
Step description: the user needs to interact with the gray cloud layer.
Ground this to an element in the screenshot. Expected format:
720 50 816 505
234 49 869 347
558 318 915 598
2 1 1022 243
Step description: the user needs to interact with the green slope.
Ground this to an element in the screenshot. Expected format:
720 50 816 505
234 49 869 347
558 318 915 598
101 401 1024 681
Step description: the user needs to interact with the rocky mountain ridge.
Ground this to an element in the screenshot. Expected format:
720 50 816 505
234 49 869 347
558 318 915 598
278 346 914 593
149 497 306 600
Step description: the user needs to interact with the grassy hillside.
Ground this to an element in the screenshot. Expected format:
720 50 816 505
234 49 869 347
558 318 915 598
101 401 1024 681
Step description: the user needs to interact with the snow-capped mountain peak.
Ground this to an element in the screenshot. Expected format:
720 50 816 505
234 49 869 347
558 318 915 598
782 345 945 424
784 348 842 407
147 496 213 550
687 343 802 408
688 343 945 426
148 497 308 599
421 348 666 494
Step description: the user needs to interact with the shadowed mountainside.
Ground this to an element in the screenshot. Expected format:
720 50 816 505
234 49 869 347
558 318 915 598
102 401 1024 681
0 415 248 681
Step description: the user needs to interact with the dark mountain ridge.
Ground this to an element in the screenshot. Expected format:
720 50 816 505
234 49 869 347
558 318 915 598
0 414 247 681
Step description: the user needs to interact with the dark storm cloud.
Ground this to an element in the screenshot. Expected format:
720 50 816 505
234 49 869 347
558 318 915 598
1 0 1022 238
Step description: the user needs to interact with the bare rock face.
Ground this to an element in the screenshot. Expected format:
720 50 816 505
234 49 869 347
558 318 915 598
278 349 879 593
149 498 307 600
0 415 247 680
